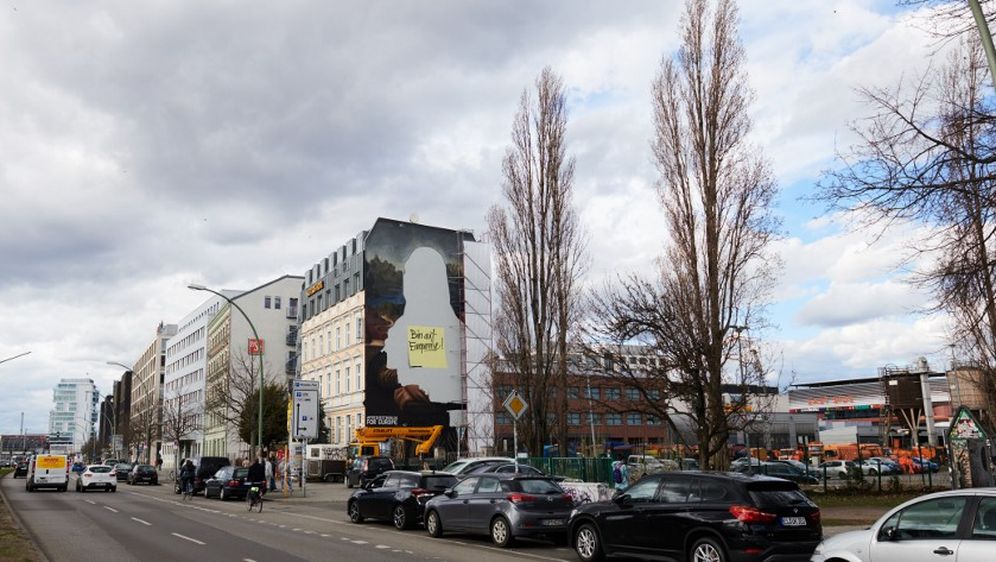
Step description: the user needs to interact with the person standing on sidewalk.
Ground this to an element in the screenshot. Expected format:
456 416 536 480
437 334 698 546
265 455 275 492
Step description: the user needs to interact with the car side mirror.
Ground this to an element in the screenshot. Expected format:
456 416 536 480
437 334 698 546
614 493 631 506
881 527 898 541
444 488 456 498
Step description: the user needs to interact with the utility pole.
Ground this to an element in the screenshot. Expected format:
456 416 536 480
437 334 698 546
731 326 750 461
20 412 25 453
969 0 996 91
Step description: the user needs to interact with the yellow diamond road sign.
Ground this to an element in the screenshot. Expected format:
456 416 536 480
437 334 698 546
503 391 528 420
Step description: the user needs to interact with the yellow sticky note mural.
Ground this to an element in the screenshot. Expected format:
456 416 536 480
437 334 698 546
408 325 447 368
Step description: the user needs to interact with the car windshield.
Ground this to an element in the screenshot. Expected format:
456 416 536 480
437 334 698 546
442 461 469 474
115 464 132 470
513 478 563 494
89 466 112 473
233 468 249 479
747 483 812 507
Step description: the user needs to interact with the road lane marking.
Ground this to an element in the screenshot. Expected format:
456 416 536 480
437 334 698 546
104 506 119 513
171 533 205 545
376 545 390 549
320 534 331 537
244 559 257 562
84 500 96 505
131 517 151 526
350 540 368 544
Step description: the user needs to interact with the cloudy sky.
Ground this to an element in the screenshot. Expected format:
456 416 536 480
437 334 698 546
0 0 963 436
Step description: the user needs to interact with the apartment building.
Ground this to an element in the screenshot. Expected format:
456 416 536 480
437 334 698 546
48 378 99 454
129 322 177 464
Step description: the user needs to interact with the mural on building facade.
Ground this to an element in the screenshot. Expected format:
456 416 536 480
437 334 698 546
363 219 472 429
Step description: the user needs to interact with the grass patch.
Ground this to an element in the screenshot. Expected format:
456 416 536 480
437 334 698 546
0 474 43 562
0 469 11 478
807 491 925 509
821 518 875 527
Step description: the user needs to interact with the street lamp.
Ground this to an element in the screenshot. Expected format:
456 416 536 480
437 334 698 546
0 351 31 366
730 325 749 461
188 284 265 458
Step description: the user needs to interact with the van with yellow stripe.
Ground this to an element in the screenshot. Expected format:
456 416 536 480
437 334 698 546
25 454 69 492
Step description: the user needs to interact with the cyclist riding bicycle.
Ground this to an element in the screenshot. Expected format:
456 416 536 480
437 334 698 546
246 456 267 510
179 459 196 497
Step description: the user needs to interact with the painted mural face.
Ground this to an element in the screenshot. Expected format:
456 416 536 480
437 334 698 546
362 220 470 429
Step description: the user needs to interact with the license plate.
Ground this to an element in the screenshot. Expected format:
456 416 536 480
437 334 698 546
781 517 806 527
543 519 564 526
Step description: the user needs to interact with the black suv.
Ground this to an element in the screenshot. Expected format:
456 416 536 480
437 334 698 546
568 472 822 562
346 456 394 488
173 456 231 495
347 470 458 529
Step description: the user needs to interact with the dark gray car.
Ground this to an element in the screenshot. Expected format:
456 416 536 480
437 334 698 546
423 475 574 547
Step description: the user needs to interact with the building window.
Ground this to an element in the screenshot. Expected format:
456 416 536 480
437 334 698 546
605 388 621 401
627 413 642 425
356 413 362 428
586 387 600 400
568 387 579 400
355 316 362 340
274 296 281 309
264 296 271 309
336 370 341 395
495 413 511 425
626 388 640 401
606 413 622 426
336 327 341 351
336 416 342 444
648 389 661 401
345 367 351 392
647 415 660 425
589 413 601 426
355 362 362 390
567 412 581 425
345 323 350 346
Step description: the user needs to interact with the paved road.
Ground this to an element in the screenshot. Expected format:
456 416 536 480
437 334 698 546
2 475 575 562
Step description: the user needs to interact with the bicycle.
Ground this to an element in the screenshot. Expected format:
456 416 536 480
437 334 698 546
181 479 193 501
246 482 264 512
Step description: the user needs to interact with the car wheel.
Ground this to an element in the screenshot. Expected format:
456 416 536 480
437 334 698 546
220 488 227 501
869 469 878 476
174 482 181 494
425 510 442 538
393 504 410 530
348 501 364 523
689 536 727 562
574 523 603 562
490 516 514 548
111 487 116 493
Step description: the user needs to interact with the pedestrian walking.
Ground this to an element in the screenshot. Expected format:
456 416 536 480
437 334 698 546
611 454 629 492
265 455 276 492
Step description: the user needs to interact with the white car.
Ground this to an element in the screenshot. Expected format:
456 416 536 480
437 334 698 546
812 489 996 562
76 464 117 493
818 460 857 479
440 457 514 476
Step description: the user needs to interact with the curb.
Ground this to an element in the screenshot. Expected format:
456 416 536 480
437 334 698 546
0 473 51 562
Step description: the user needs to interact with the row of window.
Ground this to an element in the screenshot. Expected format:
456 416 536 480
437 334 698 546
333 413 363 445
179 302 220 335
494 411 661 426
302 316 364 362
168 326 206 357
263 295 299 311
304 273 363 322
165 369 203 394
494 386 662 402
166 347 205 375
304 361 364 399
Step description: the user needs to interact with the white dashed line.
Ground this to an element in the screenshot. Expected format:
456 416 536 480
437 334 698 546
84 500 96 505
292 528 302 532
171 533 205 545
320 534 331 537
103 506 119 513
244 559 257 562
376 544 390 549
130 517 151 526
350 540 368 545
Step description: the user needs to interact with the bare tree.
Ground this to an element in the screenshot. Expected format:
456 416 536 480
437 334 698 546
130 402 160 464
161 390 202 473
587 0 778 469
820 41 996 425
487 67 587 456
205 351 263 438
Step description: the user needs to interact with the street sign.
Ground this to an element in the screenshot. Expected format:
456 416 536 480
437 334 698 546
503 391 528 421
291 379 319 440
248 338 265 356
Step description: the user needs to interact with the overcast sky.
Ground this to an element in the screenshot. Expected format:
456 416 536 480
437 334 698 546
0 0 960 436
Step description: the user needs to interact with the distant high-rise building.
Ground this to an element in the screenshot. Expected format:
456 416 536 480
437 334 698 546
48 378 99 453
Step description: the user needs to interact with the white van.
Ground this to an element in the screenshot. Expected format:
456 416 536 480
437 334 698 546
26 454 69 492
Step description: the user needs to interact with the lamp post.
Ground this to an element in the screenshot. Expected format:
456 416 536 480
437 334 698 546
188 284 264 458
0 351 31 366
730 325 749 463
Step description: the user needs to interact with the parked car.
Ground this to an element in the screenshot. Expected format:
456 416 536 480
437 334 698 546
13 461 28 478
626 456 673 475
173 456 231 495
204 466 252 500
856 458 900 475
911 456 939 473
76 465 116 493
818 460 858 479
424 474 574 547
346 456 395 489
103 459 121 468
112 463 133 481
812 489 995 562
127 464 159 485
468 463 548 477
347 470 458 530
866 456 902 474
440 457 515 476
681 458 700 470
753 461 819 485
568 471 822 562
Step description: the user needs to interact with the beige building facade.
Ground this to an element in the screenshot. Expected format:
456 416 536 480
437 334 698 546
129 322 177 464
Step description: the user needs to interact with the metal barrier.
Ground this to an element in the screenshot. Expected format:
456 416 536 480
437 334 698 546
521 457 614 485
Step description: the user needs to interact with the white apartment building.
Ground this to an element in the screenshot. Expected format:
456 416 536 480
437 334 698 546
161 290 241 469
129 322 177 464
300 291 365 447
203 275 304 460
48 378 99 453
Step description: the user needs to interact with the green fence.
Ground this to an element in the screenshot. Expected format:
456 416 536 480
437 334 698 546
522 457 614 485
